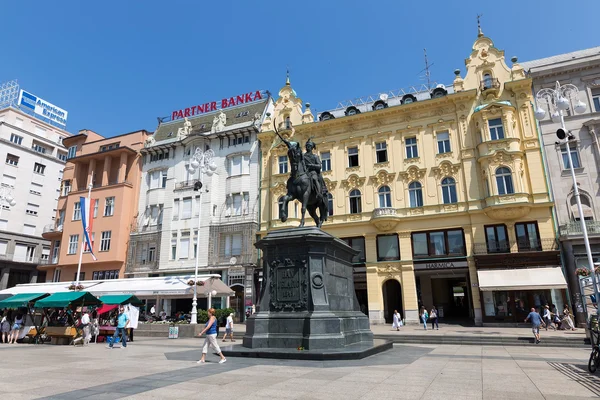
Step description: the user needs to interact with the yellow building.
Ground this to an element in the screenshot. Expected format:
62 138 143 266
258 30 564 326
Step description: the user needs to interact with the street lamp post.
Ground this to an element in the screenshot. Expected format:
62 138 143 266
186 147 217 324
534 81 600 317
0 186 17 219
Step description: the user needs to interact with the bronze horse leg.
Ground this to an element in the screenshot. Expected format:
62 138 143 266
299 188 310 227
279 193 294 223
307 204 321 228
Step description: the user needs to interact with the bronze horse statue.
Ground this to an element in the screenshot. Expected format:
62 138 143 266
273 121 328 228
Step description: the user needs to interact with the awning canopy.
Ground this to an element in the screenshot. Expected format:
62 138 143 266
477 267 568 291
35 291 102 308
0 275 234 299
99 295 144 306
0 293 49 309
96 304 118 315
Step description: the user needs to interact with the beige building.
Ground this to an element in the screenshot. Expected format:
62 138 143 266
258 29 564 326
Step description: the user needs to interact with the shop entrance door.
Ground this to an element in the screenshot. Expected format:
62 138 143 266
382 279 403 323
432 277 471 322
230 285 244 322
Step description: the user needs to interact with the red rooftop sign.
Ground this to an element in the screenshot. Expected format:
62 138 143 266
171 90 266 121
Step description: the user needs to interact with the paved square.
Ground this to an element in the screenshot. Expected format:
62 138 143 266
1 338 599 399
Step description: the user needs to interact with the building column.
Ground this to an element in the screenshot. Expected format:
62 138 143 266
400 265 419 324
88 159 96 186
366 264 384 324
468 259 483 326
0 268 10 290
102 156 112 186
118 152 128 183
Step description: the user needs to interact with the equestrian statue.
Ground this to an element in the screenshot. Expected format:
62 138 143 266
273 120 329 228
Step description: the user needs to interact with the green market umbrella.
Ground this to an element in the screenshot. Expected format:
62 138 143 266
0 293 48 309
34 291 101 308
98 294 144 306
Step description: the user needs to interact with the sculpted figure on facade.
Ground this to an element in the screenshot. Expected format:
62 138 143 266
177 117 192 138
211 111 227 133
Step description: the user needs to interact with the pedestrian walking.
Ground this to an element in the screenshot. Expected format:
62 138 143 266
73 310 91 346
562 306 576 331
197 308 227 364
7 313 23 344
222 313 235 342
419 306 428 330
525 307 543 344
107 306 129 349
392 310 402 331
542 305 555 331
430 306 439 330
1 311 10 343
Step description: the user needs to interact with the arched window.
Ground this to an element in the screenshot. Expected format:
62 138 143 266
441 177 457 204
495 167 514 195
378 186 392 208
570 194 594 221
483 72 493 89
408 181 423 208
327 193 334 216
277 196 284 219
285 116 291 129
349 189 362 214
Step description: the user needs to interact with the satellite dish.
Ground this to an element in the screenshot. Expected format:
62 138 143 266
229 257 237 265
379 93 389 101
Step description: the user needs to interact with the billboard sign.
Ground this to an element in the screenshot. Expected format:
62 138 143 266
18 90 68 127
170 90 266 121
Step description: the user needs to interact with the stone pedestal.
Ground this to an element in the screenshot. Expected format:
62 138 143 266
243 227 373 350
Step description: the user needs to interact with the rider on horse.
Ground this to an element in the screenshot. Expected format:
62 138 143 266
303 138 328 202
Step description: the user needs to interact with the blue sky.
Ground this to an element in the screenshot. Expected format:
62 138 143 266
1 1 598 137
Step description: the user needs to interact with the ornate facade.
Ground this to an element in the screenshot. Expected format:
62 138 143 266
258 30 562 326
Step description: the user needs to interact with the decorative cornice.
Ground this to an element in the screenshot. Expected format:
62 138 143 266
341 174 366 190
432 161 460 179
399 166 426 183
369 170 396 187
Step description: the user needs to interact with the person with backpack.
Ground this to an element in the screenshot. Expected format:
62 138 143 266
420 306 428 330
430 306 439 330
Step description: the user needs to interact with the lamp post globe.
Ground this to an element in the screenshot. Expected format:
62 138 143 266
534 107 546 120
190 159 200 169
209 161 217 171
556 96 570 111
574 101 587 114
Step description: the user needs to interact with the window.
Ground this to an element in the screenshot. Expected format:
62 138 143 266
93 199 98 218
483 73 493 89
32 142 47 154
104 197 115 216
179 237 190 259
33 163 46 175
67 146 77 159
495 167 514 195
53 269 61 282
84 233 95 252
100 142 119 152
68 235 79 254
377 234 400 261
515 222 541 251
58 210 65 227
224 234 242 257
51 240 60 263
437 132 451 154
10 133 23 145
5 154 18 166
278 196 285 220
342 237 366 264
61 180 72 196
148 246 156 262
0 240 6 255
171 238 177 260
349 189 362 214
321 151 331 171
592 88 600 112
378 186 392 208
93 270 119 280
278 156 288 174
405 137 418 159
181 197 192 219
485 225 508 253
412 229 465 258
57 152 67 162
100 231 111 252
348 147 359 167
327 193 334 216
561 144 581 169
2 174 16 188
26 203 39 216
173 199 180 220
73 272 85 281
408 181 423 207
73 201 81 220
441 177 457 204
488 118 505 140
375 142 388 163
161 170 168 188
232 194 242 216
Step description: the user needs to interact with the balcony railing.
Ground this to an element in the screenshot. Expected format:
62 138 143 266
174 180 196 190
372 208 397 217
43 224 63 234
559 221 600 237
130 223 162 234
77 180 132 191
473 238 558 255
480 78 501 92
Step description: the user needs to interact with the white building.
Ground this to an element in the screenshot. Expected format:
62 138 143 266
0 106 70 288
126 91 271 319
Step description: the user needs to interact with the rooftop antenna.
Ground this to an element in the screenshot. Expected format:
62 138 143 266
418 49 434 91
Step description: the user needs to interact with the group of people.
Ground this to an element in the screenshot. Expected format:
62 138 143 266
1 310 24 344
419 306 440 330
526 304 577 344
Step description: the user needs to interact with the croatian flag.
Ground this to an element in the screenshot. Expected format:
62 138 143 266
80 196 97 261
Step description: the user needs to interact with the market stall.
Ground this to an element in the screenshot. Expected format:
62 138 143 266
0 293 49 343
96 295 143 342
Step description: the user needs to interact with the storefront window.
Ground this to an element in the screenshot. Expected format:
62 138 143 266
447 230 465 255
412 229 466 258
342 237 366 264
412 233 428 257
377 234 400 261
429 232 446 255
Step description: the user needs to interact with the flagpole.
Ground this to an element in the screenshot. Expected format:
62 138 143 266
75 172 93 286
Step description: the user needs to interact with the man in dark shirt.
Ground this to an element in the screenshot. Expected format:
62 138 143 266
525 307 544 344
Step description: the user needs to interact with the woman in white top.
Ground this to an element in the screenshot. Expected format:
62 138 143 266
392 310 402 331
222 313 235 342
1 311 10 343
8 313 23 344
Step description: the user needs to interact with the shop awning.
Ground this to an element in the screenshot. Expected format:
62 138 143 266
0 293 49 309
477 267 568 291
99 295 144 306
96 304 118 315
35 291 102 308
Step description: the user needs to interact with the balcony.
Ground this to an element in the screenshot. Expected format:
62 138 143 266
480 78 501 98
473 238 560 268
42 224 63 238
369 208 401 232
130 223 162 234
174 180 197 191
559 221 600 238
76 180 132 192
